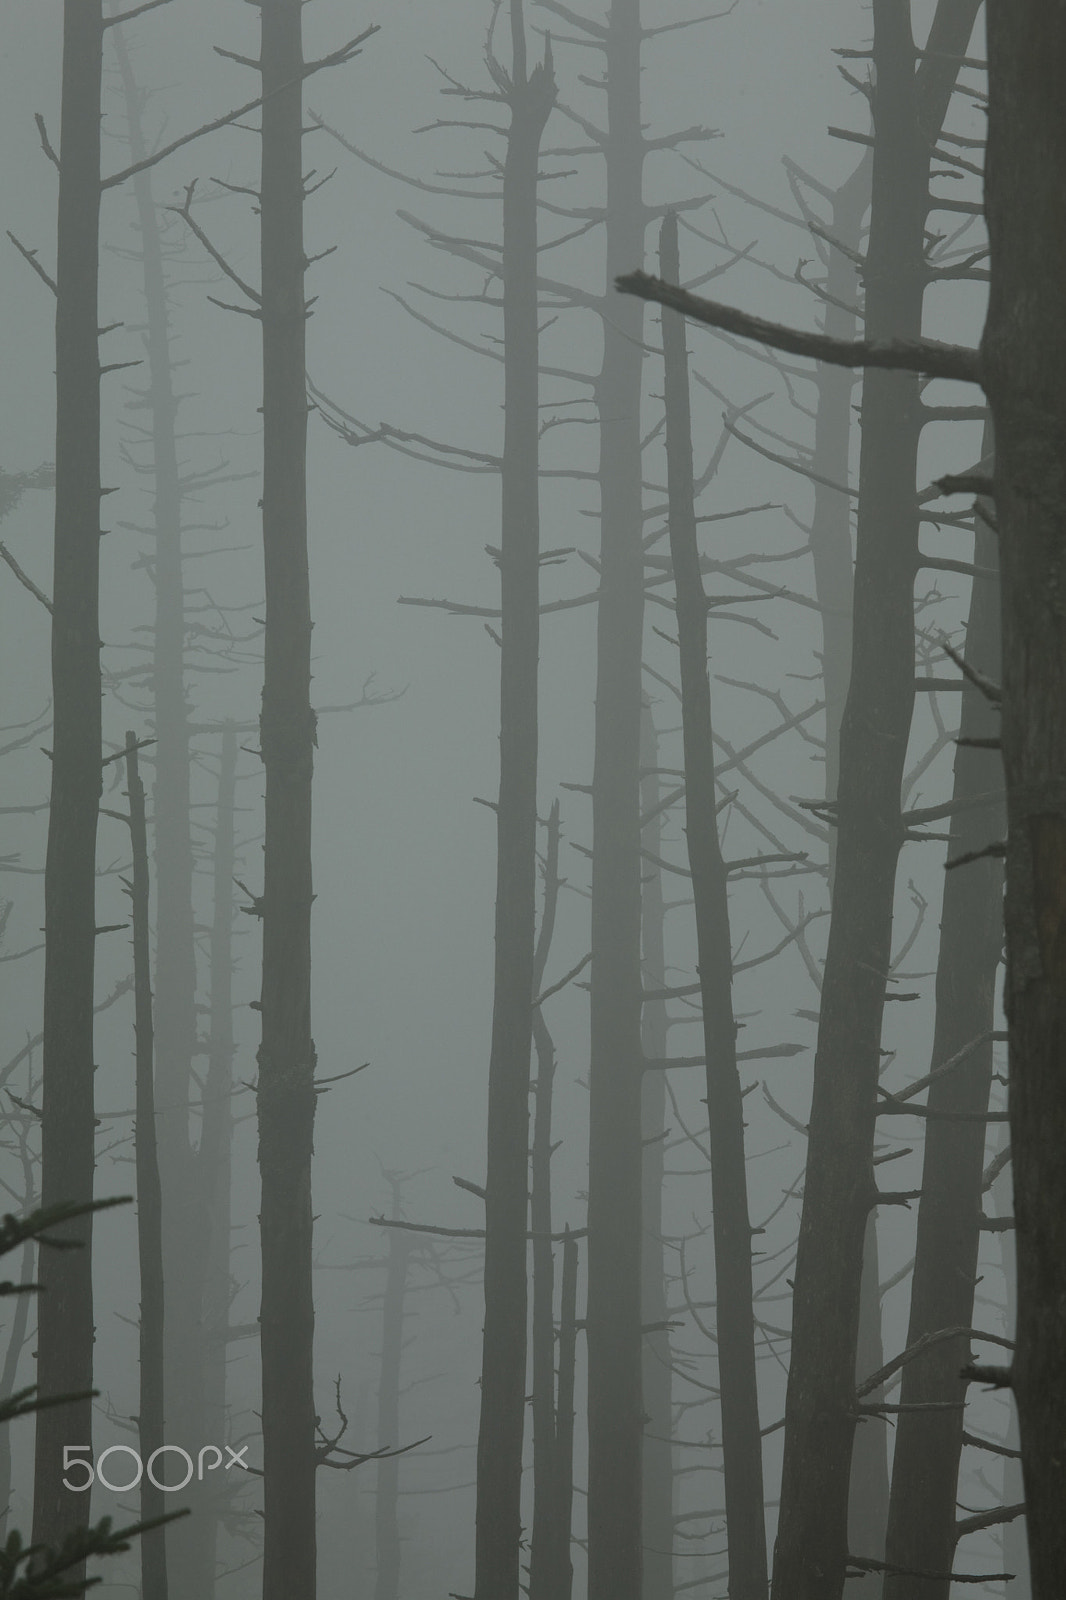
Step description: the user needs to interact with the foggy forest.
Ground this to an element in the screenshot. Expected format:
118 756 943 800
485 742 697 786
1 2 1064 1599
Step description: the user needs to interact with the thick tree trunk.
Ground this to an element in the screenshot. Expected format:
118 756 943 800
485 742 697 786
640 704 674 1600
33 0 104 1563
112 35 209 1591
256 4 318 1595
200 725 238 1584
126 734 169 1600
659 211 767 1600
882 477 1003 1600
475 10 554 1596
771 6 979 1597
586 5 647 1596
983 8 1066 1594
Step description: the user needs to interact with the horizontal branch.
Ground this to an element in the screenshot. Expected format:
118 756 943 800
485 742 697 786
614 271 982 385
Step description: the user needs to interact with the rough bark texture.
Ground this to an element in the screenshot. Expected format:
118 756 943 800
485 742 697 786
586 5 646 1596
33 0 104 1561
474 12 554 1596
984 7 1066 1594
660 211 767 1600
126 735 169 1600
256 4 318 1595
882 481 1003 1600
112 36 209 1590
770 6 979 1597
640 705 674 1600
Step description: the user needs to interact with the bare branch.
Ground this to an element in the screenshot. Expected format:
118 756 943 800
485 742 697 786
614 272 982 385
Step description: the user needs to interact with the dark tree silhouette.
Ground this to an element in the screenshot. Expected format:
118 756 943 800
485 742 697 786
33 0 106 1564
984 4 1066 1593
475 10 556 1598
658 209 767 1600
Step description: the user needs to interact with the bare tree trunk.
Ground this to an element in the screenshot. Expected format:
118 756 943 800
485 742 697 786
111 34 209 1592
530 801 567 1600
881 470 1003 1599
33 0 104 1564
639 703 674 1600
200 725 238 1584
126 732 169 1600
555 1226 579 1600
475 9 554 1595
984 7 1066 1593
256 3 317 1595
659 210 767 1600
771 6 980 1597
586 5 647 1595
375 1189 412 1600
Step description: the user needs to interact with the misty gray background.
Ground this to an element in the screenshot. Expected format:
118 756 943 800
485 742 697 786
1 2 1011 1595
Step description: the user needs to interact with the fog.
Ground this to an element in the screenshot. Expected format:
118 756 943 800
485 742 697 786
0 3 1017 1598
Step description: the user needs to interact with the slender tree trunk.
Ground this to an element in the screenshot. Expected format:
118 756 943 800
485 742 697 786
112 35 209 1592
984 7 1066 1593
529 800 566 1600
200 725 238 1583
555 1226 579 1600
256 4 317 1595
639 703 674 1600
771 6 980 1597
586 6 647 1596
475 10 554 1596
660 211 767 1600
375 1194 411 1600
0 1238 34 1540
881 469 1003 1600
126 733 169 1600
33 0 104 1564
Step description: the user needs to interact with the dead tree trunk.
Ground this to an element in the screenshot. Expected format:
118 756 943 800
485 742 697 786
256 4 318 1595
659 211 767 1600
586 6 647 1596
200 725 238 1583
375 1190 412 1600
771 6 980 1598
112 35 208 1592
640 702 674 1600
125 732 168 1600
984 6 1066 1593
555 1226 579 1600
529 800 568 1600
33 0 104 1562
474 10 554 1597
881 471 1003 1599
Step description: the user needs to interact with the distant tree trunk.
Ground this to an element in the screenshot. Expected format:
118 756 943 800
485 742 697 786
126 732 169 1600
881 467 1003 1600
639 702 674 1600
256 3 318 1595
984 6 1066 1594
586 5 647 1596
771 6 980 1597
659 211 767 1600
375 1194 412 1600
529 800 567 1600
200 725 238 1583
33 0 104 1564
112 34 208 1593
474 8 554 1596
